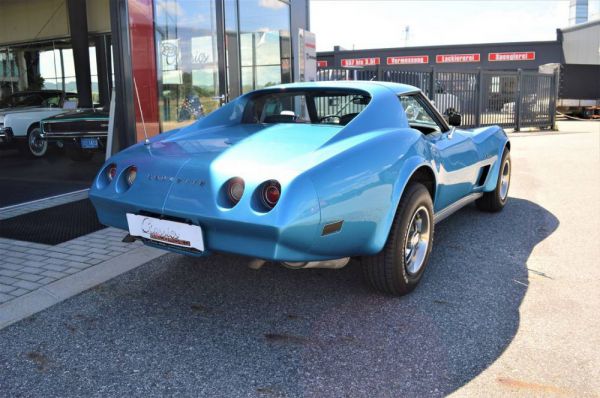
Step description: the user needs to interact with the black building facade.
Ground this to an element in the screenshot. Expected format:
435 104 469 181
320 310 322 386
317 40 564 72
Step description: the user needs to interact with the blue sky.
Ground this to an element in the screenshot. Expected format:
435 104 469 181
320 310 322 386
310 0 574 51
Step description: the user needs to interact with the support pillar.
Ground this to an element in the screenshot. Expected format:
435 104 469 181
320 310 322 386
66 0 92 108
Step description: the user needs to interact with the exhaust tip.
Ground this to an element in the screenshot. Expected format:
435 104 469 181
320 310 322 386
282 258 350 270
248 259 266 270
282 262 308 270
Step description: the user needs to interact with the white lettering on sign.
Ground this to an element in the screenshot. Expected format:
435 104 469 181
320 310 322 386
488 52 535 61
341 57 381 67
386 55 429 65
435 53 481 63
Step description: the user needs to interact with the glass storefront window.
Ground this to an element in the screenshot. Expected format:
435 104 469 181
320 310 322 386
0 41 77 99
0 38 111 106
239 0 291 93
154 0 221 131
0 48 19 98
89 46 100 104
152 0 293 132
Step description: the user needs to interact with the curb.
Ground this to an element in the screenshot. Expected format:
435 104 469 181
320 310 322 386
0 246 164 330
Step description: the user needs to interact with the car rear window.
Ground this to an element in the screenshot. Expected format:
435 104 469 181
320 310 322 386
242 89 371 126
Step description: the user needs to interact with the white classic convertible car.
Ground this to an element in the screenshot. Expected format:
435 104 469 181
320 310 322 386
0 90 78 157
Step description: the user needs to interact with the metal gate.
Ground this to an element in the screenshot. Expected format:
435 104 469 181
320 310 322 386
317 67 558 130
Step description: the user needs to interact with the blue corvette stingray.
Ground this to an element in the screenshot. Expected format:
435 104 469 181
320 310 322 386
90 81 510 295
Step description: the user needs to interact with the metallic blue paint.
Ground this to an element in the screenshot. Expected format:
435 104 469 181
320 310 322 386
90 81 509 261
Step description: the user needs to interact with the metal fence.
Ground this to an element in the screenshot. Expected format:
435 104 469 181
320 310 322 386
317 67 558 130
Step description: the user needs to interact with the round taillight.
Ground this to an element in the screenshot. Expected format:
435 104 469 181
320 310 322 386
107 164 117 181
226 177 245 205
261 180 281 209
126 166 137 186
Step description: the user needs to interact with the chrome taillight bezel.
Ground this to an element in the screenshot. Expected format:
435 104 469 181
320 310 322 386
126 166 137 186
106 164 117 182
260 180 281 210
225 177 245 206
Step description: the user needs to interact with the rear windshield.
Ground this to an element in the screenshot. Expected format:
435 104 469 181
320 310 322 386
242 89 371 126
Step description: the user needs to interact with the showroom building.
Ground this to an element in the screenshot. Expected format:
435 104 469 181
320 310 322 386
0 0 310 207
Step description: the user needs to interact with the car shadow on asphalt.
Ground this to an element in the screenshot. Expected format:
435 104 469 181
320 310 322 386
0 198 559 397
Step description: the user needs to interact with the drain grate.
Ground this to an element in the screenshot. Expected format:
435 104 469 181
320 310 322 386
0 199 106 245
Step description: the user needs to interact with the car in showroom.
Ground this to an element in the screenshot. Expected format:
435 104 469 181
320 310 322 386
41 108 109 161
0 90 78 157
90 81 510 296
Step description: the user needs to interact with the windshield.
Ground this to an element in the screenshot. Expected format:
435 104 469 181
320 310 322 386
242 89 371 126
0 92 62 108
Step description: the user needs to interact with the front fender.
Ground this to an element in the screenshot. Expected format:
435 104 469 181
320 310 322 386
5 110 60 136
471 126 509 192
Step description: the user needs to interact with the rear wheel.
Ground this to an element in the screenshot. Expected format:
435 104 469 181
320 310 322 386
476 149 510 212
361 183 434 296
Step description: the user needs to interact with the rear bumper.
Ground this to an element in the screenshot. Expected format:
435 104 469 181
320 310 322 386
42 131 108 141
89 194 329 262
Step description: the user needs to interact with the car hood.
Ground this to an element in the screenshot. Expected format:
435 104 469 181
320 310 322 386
42 108 107 122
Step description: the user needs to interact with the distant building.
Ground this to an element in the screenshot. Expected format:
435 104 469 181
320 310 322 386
570 0 589 25
317 19 600 105
569 0 600 25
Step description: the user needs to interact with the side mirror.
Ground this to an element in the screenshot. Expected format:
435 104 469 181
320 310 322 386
448 112 461 127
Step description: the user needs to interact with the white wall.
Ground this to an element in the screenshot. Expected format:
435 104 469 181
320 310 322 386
562 21 600 65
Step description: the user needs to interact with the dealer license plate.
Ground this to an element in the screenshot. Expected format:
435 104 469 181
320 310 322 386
126 213 204 251
80 138 99 149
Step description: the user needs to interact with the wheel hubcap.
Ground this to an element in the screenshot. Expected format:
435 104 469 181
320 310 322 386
29 130 46 154
404 206 431 275
500 158 510 200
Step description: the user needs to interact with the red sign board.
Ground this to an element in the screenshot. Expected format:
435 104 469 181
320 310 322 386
489 52 535 62
341 57 380 67
386 55 429 65
436 53 480 63
317 60 328 68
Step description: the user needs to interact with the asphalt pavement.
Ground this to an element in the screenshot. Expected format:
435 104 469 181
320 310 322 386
0 122 598 397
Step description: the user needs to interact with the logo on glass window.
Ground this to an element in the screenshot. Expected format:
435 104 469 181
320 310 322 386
161 39 179 70
191 36 214 65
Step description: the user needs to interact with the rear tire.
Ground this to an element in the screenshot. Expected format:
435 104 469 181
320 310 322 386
476 149 510 212
361 183 434 296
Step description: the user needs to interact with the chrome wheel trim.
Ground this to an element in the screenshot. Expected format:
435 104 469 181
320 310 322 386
28 129 47 156
499 158 510 200
404 206 431 275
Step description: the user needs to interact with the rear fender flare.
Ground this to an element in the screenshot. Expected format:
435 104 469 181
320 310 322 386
368 156 437 254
